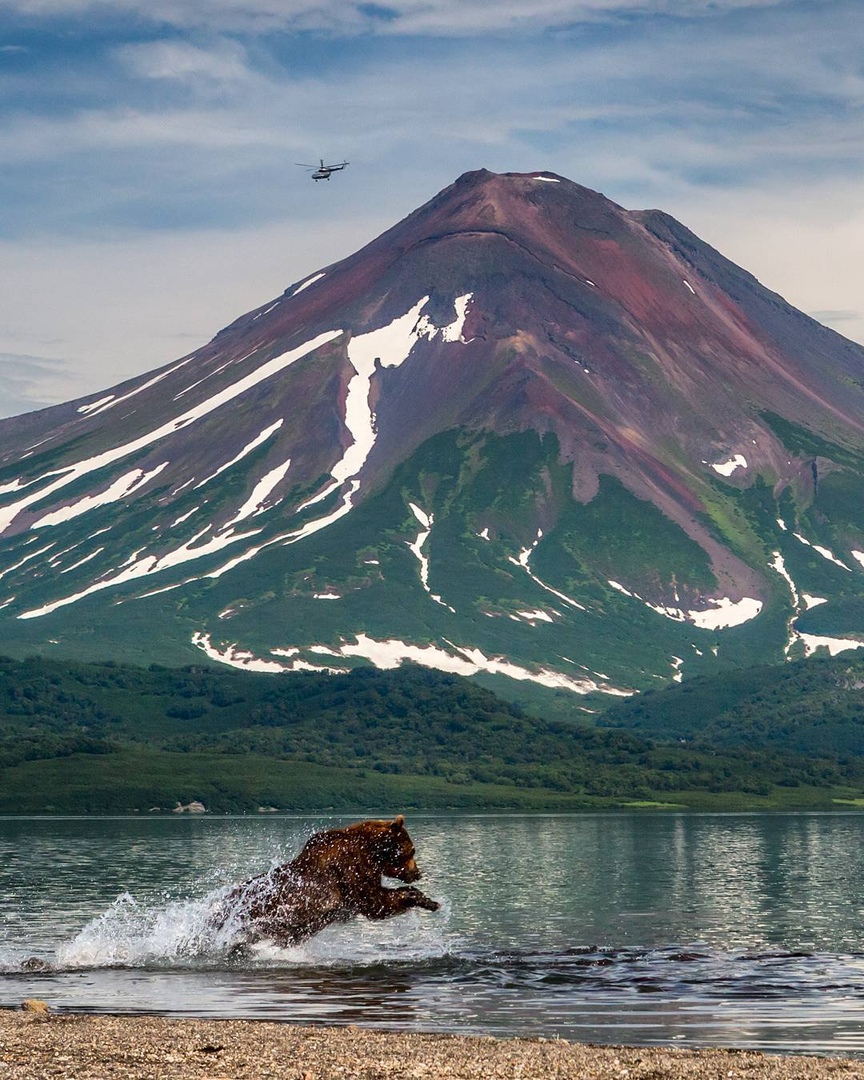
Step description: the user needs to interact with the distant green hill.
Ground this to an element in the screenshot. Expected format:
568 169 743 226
1 654 864 812
599 653 864 758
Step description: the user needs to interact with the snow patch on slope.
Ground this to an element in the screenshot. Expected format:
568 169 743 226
710 454 747 477
0 479 32 496
439 294 474 343
228 456 292 525
195 633 341 673
0 543 55 580
797 633 864 657
0 330 341 538
33 464 168 529
290 295 473 526
292 272 326 296
406 502 454 610
194 420 283 490
61 547 105 574
19 524 263 619
192 632 293 673
169 506 199 529
335 298 432 484
78 355 197 418
514 609 556 624
77 395 115 415
793 532 852 571
770 550 864 657
193 630 633 697
686 597 762 630
407 504 432 587
252 302 280 322
769 553 798 612
608 580 762 629
509 530 586 612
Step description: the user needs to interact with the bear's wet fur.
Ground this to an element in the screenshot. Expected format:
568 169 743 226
215 815 439 947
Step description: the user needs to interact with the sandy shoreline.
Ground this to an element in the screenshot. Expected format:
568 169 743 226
2 1009 863 1080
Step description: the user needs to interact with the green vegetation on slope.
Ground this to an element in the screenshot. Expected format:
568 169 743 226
760 411 864 469
600 652 864 758
534 473 716 599
0 427 787 689
1 655 863 812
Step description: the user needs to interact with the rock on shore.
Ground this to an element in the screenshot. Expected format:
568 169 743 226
2 1010 863 1079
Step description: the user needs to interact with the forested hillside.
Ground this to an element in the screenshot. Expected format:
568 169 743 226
1 655 863 812
600 653 864 757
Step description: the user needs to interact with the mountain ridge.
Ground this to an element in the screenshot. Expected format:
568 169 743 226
1 169 863 697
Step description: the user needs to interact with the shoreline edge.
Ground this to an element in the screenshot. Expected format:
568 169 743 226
2 1010 863 1078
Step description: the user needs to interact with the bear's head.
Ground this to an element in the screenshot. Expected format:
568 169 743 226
351 815 422 883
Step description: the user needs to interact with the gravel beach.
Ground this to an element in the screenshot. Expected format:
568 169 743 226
2 1008 863 1080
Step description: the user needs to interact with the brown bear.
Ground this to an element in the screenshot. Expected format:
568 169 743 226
214 815 439 947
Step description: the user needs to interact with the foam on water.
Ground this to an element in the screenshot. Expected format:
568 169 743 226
56 890 230 968
4 814 864 1053
52 887 453 971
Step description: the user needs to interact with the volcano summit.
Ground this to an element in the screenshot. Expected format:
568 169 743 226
2 169 864 696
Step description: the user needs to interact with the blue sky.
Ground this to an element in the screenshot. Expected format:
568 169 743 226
1 0 863 417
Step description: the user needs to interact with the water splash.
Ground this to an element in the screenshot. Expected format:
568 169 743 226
56 890 230 968
53 889 454 971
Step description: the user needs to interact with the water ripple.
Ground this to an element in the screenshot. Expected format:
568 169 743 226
4 812 864 1057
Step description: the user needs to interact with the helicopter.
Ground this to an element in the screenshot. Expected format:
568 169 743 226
296 159 349 181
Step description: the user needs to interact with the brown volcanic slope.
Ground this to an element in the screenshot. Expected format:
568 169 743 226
0 169 863 687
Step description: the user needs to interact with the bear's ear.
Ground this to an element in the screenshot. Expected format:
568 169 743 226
391 815 405 830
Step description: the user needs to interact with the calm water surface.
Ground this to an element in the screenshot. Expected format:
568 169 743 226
2 812 863 1056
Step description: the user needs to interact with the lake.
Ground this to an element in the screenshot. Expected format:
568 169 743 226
2 812 863 1056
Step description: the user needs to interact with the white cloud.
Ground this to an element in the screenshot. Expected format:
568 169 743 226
0 0 790 35
0 213 390 417
116 39 252 83
673 179 864 347
1 0 863 415
0 353 80 418
0 106 285 162
356 0 789 35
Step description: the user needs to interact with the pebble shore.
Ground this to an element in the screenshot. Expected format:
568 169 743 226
2 1009 864 1080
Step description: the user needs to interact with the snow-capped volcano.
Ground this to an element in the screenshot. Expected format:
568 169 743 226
2 169 864 694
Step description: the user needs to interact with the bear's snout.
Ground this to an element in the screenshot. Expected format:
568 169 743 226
392 859 421 883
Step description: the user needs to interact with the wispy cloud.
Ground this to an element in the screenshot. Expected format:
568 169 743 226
0 0 792 35
5 10 863 186
811 310 862 323
0 353 79 418
0 214 391 417
116 39 253 83
0 0 862 412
